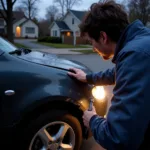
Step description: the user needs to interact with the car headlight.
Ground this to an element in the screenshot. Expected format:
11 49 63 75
92 86 106 101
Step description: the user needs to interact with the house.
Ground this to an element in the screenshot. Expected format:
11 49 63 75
0 10 39 38
49 9 87 38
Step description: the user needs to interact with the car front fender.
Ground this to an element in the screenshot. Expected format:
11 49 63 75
0 79 91 127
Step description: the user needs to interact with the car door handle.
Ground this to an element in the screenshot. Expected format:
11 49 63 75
4 90 15 96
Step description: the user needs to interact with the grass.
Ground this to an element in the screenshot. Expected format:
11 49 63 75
14 43 29 49
37 42 90 48
70 49 95 54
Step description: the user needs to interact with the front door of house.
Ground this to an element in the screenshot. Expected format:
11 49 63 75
16 26 21 37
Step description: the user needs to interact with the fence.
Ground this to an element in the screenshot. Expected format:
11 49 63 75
62 36 90 45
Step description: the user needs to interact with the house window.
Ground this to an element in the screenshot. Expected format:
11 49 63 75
25 27 35 34
53 30 57 36
72 18 75 24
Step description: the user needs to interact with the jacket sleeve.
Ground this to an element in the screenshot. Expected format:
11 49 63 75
89 51 150 150
86 67 115 85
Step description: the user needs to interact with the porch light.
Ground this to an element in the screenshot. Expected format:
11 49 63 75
67 32 71 36
16 26 21 37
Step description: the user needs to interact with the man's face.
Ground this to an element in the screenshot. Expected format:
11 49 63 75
85 32 116 60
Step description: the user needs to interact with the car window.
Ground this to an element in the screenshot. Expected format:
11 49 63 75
0 37 17 53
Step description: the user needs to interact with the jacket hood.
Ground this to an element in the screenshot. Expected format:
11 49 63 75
112 20 145 63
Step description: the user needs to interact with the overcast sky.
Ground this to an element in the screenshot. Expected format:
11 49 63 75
37 0 99 19
16 0 123 20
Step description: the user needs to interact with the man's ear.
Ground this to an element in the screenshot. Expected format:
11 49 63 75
100 31 108 44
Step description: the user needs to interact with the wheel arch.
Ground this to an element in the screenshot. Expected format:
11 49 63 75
18 99 87 138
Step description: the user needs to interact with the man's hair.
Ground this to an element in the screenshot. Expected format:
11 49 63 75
79 0 129 42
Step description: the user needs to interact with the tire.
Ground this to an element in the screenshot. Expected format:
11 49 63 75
17 110 82 150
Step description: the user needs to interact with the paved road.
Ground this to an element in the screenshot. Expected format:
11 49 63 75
58 54 115 150
14 39 92 54
59 54 114 72
15 39 52 49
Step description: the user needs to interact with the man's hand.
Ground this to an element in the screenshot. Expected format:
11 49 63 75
83 106 97 128
67 68 87 82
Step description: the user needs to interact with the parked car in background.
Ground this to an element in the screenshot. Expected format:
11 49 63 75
0 37 108 150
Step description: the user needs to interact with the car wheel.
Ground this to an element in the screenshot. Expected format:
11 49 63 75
18 110 82 150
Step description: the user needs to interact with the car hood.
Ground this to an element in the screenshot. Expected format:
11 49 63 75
18 51 92 73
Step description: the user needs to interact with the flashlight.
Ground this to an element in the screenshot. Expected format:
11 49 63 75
85 86 106 137
85 96 94 136
88 96 94 111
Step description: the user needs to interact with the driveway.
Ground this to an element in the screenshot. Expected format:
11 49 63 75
59 54 115 150
14 39 83 54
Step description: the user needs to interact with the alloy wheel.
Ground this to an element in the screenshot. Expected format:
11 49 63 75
29 121 75 150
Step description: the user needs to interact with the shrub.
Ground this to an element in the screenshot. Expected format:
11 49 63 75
25 35 28 39
38 37 47 42
38 36 62 43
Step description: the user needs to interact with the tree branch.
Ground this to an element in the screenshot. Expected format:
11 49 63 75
31 0 37 6
0 0 7 21
1 0 6 12
0 10 6 21
12 0 17 5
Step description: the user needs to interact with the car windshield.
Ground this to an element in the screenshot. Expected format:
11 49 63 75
0 37 17 53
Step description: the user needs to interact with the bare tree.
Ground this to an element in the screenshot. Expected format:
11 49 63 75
0 0 17 42
0 1 3 9
45 5 58 23
128 0 150 25
54 0 65 17
19 0 40 19
65 0 81 10
54 0 82 17
38 19 50 37
98 0 107 2
14 5 25 13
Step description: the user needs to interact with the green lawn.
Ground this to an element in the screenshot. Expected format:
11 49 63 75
70 49 95 54
14 43 29 49
37 42 90 48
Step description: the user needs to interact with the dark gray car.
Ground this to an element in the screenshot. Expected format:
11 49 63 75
0 37 108 150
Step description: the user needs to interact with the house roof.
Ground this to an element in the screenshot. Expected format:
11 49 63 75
19 19 38 27
70 10 87 21
49 10 87 30
13 11 25 23
55 21 71 31
19 20 28 26
0 10 25 23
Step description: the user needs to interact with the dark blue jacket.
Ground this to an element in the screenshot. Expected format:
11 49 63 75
86 20 150 150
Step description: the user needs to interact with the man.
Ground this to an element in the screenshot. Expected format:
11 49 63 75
68 1 150 150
